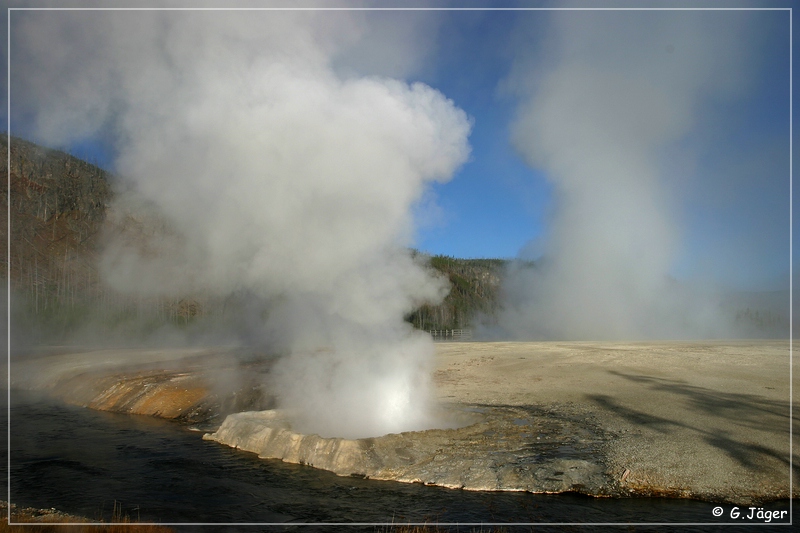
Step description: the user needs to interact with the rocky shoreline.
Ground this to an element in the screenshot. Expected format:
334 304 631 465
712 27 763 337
0 500 98 524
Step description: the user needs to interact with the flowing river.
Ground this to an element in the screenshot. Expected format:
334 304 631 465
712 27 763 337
5 391 792 532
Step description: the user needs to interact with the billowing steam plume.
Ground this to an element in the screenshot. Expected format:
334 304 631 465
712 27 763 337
498 10 774 340
13 9 470 437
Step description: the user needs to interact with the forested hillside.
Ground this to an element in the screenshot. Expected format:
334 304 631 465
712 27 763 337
406 254 504 331
1 135 112 337
2 136 506 341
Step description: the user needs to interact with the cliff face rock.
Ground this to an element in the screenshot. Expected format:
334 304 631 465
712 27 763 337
203 406 612 496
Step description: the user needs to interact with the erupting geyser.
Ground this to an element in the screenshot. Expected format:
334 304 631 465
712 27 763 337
270 329 445 438
13 9 471 438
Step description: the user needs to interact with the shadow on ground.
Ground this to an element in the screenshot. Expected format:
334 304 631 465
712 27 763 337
586 371 798 478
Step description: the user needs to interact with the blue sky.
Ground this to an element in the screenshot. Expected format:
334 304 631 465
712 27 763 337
411 6 792 294
4 2 796 294
410 10 549 260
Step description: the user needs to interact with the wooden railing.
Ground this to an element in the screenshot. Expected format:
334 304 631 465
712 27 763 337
428 329 473 341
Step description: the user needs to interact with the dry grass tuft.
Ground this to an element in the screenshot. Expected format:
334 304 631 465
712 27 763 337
0 501 173 532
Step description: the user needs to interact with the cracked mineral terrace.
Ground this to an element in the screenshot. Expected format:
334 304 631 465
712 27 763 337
11 341 797 505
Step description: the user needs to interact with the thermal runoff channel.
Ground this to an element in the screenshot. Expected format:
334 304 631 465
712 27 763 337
12 10 471 438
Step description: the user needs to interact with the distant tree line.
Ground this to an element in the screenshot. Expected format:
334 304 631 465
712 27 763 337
2 136 508 342
405 254 506 331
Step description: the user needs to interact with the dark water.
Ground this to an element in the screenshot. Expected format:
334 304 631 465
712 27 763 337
5 391 793 532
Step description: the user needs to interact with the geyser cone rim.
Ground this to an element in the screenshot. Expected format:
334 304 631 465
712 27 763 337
236 404 484 440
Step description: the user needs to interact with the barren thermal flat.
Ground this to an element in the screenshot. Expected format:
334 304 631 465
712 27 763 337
432 340 796 502
13 340 797 504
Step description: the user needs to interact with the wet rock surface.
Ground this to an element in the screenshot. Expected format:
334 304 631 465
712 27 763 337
12 347 276 425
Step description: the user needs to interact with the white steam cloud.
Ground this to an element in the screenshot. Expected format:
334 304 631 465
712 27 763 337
499 10 771 340
13 9 470 437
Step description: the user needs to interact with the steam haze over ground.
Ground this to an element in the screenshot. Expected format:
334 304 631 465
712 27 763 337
6 3 793 436
495 9 789 340
10 6 472 438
